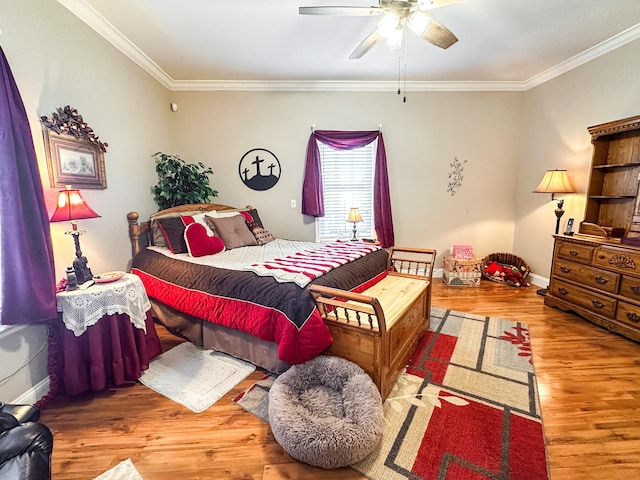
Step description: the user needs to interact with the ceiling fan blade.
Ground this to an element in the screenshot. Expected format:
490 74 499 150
420 17 458 49
349 30 382 59
299 6 383 16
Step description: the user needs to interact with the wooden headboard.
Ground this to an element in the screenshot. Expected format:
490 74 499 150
126 203 246 258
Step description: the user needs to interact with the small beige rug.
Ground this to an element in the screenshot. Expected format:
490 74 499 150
93 459 142 480
139 342 255 413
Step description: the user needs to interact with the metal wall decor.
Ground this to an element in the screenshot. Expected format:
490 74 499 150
238 148 281 191
447 157 468 196
41 106 108 189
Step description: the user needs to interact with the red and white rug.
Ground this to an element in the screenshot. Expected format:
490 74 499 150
233 307 550 480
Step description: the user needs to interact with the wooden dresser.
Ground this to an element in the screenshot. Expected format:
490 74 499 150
545 234 640 342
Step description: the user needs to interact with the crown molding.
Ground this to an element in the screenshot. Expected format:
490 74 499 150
523 23 640 90
58 0 640 93
169 79 528 92
57 0 174 89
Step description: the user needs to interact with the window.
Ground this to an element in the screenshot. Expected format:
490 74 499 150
316 141 376 242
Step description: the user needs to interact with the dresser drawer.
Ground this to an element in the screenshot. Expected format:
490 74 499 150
550 279 617 317
557 241 594 264
594 246 640 275
615 301 640 330
552 260 619 294
619 276 640 302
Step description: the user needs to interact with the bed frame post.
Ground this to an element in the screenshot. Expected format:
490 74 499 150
127 211 144 258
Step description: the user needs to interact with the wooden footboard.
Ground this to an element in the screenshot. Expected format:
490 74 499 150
309 246 436 400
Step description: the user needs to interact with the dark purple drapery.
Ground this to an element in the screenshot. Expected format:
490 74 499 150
0 46 57 325
301 130 395 247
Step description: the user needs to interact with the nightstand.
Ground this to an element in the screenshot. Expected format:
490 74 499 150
56 273 161 395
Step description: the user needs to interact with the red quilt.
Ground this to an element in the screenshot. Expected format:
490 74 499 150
131 247 388 365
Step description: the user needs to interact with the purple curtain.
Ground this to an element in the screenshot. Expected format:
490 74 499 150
0 47 57 325
302 130 394 247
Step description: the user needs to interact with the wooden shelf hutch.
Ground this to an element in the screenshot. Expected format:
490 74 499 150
545 115 640 342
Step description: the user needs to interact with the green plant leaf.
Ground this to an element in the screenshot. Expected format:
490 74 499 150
151 152 218 210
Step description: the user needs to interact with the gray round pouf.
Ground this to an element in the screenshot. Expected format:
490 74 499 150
268 355 384 469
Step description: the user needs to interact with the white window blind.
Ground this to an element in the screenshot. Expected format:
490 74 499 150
316 141 376 242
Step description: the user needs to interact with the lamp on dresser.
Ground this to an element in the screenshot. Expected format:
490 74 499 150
534 169 575 296
50 185 101 284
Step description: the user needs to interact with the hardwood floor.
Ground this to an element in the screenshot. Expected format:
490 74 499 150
40 281 640 479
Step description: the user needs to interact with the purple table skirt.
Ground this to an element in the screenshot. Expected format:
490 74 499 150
60 310 162 396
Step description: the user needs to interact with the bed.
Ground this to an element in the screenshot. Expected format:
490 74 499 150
127 203 390 373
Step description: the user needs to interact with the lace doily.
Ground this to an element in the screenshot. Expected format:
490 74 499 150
56 274 151 336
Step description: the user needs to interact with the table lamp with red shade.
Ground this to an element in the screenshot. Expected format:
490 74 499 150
50 185 101 284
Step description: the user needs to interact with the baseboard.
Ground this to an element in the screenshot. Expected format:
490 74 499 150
435 267 547 287
528 272 548 288
11 376 50 404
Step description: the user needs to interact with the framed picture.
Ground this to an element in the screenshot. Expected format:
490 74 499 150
43 130 107 189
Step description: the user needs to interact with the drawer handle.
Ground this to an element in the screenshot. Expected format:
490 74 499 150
592 300 606 309
631 286 640 295
560 266 571 273
569 250 579 256
626 312 640 323
558 287 569 295
594 276 608 285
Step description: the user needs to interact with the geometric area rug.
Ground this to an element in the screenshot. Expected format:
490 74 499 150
234 307 550 480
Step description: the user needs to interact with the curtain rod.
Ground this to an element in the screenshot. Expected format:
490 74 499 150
309 125 382 132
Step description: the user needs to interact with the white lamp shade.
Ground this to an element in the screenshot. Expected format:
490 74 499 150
534 169 574 194
347 207 363 223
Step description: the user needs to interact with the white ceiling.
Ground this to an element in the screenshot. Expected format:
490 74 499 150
60 0 640 91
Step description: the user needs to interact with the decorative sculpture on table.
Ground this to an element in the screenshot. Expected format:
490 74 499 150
49 186 100 284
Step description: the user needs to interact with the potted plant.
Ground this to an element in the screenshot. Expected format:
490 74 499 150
151 152 218 210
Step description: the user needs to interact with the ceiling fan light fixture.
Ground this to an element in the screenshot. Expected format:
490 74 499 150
377 12 400 39
385 26 403 49
407 11 431 36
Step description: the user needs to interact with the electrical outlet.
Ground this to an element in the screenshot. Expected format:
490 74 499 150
290 199 296 208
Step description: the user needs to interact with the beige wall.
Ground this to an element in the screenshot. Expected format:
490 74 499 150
0 0 169 401
3 0 640 400
514 39 640 278
2 0 171 282
171 90 523 263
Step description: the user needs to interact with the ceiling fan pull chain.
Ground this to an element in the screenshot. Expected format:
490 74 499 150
397 48 402 96
403 29 408 103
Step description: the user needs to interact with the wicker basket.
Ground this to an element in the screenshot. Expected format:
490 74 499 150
481 253 531 284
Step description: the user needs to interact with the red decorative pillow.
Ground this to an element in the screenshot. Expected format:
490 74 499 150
241 208 264 229
241 208 275 244
184 223 225 257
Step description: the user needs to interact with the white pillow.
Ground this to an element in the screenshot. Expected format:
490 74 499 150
191 212 216 235
207 210 241 219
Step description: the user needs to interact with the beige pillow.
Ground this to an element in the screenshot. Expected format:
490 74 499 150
207 215 258 249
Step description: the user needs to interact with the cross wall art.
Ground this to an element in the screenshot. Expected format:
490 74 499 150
238 148 281 191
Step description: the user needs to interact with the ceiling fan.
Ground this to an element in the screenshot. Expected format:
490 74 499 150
299 0 460 59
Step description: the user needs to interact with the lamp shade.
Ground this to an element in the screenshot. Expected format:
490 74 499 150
534 169 574 194
50 187 100 223
347 207 363 223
